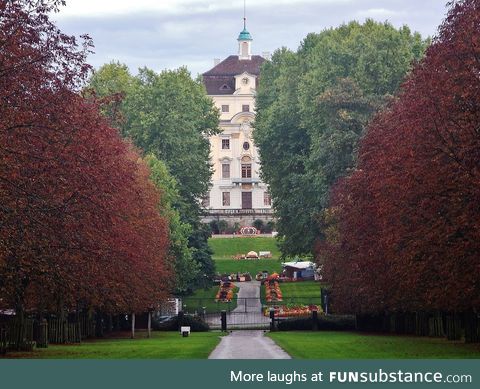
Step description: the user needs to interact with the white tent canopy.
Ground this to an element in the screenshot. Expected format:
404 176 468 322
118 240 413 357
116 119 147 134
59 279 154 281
281 261 315 270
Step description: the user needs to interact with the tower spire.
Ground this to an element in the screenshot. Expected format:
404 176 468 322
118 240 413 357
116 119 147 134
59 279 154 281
243 0 246 29
238 0 252 60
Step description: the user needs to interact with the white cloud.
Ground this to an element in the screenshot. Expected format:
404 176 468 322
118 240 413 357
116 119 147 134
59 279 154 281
356 8 407 19
57 0 354 17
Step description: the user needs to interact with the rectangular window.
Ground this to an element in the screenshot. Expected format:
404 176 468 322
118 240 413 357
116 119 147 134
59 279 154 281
241 164 252 179
221 139 230 150
264 192 272 206
222 192 230 206
242 104 250 112
222 163 230 179
221 105 229 113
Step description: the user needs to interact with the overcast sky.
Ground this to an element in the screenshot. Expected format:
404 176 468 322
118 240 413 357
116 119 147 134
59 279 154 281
53 0 450 77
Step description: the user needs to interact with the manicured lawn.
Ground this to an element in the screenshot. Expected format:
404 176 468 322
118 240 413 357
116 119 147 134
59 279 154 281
6 331 223 359
268 331 480 359
215 258 282 276
261 281 323 306
183 285 238 314
280 281 322 305
209 236 281 260
209 236 282 276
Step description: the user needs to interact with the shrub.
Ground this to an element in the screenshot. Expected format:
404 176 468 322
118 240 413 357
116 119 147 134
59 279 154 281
209 220 219 235
233 222 241 233
277 315 355 331
253 219 264 231
218 220 229 234
264 221 276 233
153 314 210 332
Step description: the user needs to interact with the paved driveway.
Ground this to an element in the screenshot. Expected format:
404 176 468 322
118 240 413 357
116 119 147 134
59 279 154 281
208 330 291 359
234 280 262 312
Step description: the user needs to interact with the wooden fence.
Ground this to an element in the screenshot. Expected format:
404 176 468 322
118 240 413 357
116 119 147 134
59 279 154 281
355 311 479 342
0 326 7 355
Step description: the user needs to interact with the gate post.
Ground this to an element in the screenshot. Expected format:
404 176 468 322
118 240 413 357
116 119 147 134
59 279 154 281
221 310 227 332
312 310 318 331
269 308 276 331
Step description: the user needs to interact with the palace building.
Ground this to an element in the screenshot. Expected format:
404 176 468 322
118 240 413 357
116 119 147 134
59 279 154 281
201 19 273 227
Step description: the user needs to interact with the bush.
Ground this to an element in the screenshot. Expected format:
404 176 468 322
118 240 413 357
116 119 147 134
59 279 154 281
277 315 355 331
265 221 276 233
153 314 210 332
233 222 241 234
225 226 236 234
253 219 264 231
218 220 228 234
209 220 219 235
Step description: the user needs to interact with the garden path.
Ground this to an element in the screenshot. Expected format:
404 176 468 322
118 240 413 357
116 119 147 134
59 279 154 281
208 330 291 359
234 280 262 312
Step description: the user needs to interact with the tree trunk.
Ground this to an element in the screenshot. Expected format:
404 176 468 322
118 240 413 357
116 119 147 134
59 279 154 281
147 312 152 338
131 313 135 339
445 312 461 341
464 310 479 343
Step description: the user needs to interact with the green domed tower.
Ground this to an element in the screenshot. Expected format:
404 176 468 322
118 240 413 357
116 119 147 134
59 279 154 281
238 15 252 60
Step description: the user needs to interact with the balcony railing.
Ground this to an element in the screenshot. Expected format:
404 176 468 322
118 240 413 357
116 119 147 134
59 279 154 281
204 208 273 215
231 177 261 184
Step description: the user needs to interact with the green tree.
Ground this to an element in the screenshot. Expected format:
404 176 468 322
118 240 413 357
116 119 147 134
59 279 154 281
124 67 220 220
254 20 429 257
89 64 220 290
87 61 134 129
145 154 200 295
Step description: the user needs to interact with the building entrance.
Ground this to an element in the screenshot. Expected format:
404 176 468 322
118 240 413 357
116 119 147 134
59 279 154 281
242 192 252 209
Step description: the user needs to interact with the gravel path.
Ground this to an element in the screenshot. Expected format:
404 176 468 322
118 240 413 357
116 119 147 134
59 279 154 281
208 330 291 359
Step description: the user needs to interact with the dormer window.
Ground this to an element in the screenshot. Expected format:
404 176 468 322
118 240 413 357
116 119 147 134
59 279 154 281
220 84 231 91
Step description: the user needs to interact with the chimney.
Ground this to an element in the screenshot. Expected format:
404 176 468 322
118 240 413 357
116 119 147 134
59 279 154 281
214 58 221 66
262 51 271 60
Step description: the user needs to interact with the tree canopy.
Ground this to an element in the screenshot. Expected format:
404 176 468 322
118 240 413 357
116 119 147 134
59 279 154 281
254 20 429 256
321 0 480 315
0 0 171 314
90 64 220 221
89 63 220 289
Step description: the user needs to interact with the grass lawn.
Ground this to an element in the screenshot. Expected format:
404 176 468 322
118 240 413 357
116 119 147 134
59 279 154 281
261 281 323 306
6 331 223 359
280 281 322 305
209 236 281 260
268 331 480 359
183 285 238 314
209 236 282 276
215 258 282 276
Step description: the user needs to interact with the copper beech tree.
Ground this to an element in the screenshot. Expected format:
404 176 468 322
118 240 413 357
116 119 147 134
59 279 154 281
0 0 171 316
320 0 480 340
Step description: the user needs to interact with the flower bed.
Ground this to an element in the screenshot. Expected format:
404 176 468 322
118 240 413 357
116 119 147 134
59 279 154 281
215 281 235 302
264 304 321 318
264 279 283 302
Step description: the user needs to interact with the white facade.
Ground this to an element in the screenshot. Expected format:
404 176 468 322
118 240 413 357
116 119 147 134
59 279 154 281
202 25 273 226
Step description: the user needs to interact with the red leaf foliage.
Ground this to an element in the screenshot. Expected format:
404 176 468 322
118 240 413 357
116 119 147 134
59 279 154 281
319 0 480 314
0 1 171 314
